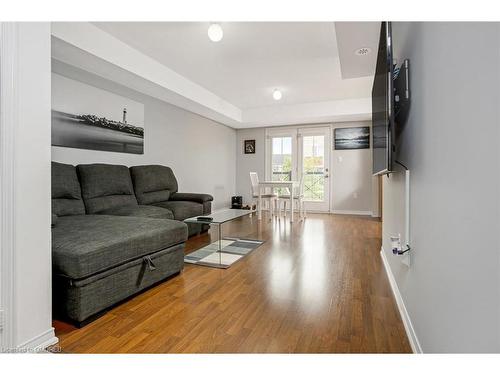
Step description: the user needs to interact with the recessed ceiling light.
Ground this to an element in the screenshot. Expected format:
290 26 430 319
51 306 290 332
273 89 283 101
355 47 372 56
208 23 223 42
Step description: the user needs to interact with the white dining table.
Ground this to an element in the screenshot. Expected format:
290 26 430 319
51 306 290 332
257 180 299 222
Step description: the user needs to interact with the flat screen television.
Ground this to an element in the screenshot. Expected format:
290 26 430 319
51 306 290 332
372 22 395 175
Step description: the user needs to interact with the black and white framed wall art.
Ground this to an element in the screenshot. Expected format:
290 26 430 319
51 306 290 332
244 139 256 154
51 74 145 154
334 126 370 150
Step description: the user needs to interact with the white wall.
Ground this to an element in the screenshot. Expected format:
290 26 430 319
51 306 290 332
235 128 266 204
331 121 373 214
51 61 236 210
383 22 500 352
13 23 56 348
235 122 374 214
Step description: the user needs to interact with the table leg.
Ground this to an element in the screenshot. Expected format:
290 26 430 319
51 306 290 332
218 223 222 266
258 187 262 220
290 184 294 223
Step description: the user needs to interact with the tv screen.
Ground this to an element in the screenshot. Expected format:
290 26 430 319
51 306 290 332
372 22 394 175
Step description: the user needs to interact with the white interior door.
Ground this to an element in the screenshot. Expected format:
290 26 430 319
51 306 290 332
298 127 331 212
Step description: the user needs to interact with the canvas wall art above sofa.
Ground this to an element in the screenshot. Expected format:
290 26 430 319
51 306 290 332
52 74 145 154
51 162 213 325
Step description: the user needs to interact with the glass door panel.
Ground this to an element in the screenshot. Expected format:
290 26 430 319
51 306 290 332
302 135 325 201
298 127 330 212
271 136 293 194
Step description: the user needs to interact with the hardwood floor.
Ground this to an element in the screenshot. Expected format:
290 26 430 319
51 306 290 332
53 213 411 353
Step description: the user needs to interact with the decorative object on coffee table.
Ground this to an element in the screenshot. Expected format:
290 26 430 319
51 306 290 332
244 139 256 154
231 196 243 209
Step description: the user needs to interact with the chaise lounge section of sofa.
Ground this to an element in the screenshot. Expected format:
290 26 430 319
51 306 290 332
51 162 213 325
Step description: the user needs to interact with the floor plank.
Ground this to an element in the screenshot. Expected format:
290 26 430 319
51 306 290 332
54 213 412 353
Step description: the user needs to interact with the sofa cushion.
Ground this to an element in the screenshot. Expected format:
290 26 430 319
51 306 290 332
52 215 188 279
78 164 138 214
130 165 178 205
153 200 203 221
99 205 174 220
51 162 86 216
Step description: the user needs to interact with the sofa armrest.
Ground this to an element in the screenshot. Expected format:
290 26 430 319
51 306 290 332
169 192 213 204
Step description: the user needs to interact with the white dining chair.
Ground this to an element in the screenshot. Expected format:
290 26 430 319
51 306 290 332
278 175 306 220
249 172 278 217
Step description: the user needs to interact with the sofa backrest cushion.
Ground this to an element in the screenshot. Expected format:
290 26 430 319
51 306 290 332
52 162 86 216
77 163 138 214
130 165 178 205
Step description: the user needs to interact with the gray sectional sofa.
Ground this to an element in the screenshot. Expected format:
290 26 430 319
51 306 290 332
51 162 213 325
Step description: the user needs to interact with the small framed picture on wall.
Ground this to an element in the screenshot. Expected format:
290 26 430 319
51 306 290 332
244 139 256 154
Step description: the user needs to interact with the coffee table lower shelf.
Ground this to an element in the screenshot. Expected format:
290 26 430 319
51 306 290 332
184 237 264 269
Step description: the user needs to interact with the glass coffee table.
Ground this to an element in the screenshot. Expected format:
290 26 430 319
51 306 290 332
184 209 257 268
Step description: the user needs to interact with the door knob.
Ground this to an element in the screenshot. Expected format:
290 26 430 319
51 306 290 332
325 174 329 178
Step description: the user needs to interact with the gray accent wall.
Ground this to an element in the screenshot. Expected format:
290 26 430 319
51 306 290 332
236 128 266 205
383 22 500 352
51 61 236 210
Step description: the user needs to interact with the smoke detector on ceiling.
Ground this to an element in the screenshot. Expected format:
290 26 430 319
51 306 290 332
355 47 372 56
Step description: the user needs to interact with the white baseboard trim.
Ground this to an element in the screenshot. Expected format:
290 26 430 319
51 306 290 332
332 210 373 216
380 248 423 353
17 327 58 350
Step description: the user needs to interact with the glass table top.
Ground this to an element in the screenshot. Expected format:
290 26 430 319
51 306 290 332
184 209 256 224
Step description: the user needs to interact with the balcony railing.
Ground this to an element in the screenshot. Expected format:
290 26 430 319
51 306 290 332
272 170 325 201
272 171 292 181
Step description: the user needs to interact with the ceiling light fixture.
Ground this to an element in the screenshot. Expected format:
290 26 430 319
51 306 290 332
355 47 372 56
272 89 283 101
208 23 223 42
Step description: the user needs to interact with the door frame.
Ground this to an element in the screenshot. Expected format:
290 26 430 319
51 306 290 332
0 22 18 350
